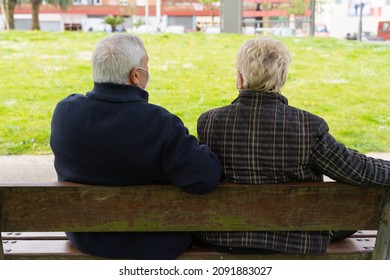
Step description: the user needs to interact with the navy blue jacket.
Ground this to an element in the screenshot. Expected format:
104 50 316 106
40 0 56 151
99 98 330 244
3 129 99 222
50 83 221 259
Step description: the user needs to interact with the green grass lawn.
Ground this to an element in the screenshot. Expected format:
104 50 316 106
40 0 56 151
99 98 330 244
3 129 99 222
0 31 389 155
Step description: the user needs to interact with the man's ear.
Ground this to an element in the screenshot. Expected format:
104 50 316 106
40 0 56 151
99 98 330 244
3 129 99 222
128 68 139 85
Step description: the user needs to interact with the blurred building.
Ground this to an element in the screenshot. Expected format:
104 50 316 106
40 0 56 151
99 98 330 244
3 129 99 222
316 0 390 39
7 0 220 32
3 0 389 38
239 0 314 35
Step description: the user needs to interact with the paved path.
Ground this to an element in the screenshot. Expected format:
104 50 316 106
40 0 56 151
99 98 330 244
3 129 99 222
0 153 389 182
0 155 56 183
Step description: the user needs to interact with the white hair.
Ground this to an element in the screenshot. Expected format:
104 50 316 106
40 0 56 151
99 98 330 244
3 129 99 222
236 37 291 92
92 33 145 84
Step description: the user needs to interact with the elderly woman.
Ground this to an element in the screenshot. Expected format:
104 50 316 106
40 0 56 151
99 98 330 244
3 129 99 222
196 37 389 255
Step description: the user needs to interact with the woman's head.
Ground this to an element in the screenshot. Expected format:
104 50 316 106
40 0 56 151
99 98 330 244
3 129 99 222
236 37 291 92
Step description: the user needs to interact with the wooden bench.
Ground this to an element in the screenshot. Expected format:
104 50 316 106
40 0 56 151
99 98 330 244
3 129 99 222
1 181 389 260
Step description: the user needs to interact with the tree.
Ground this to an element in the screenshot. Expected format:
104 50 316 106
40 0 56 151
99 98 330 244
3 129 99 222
288 0 309 16
287 0 310 32
0 1 7 29
30 0 72 30
103 15 125 32
30 0 41 30
5 0 17 29
199 0 219 25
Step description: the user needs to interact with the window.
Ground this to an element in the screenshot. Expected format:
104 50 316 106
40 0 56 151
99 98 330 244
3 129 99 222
73 0 89 4
64 23 82 31
383 22 389 32
93 0 102 5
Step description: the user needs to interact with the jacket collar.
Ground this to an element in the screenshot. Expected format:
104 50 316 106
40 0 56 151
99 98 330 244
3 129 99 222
86 82 149 103
233 90 288 105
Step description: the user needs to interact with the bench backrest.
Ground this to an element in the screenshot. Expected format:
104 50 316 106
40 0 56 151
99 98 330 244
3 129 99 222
1 182 389 259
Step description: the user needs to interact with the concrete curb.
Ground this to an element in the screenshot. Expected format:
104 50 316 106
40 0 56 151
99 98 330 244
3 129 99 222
0 153 389 183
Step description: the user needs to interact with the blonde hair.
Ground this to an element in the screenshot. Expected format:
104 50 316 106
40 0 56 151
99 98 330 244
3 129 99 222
236 37 291 92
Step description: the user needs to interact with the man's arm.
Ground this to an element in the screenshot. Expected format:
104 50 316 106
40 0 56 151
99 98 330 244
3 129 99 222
161 124 221 195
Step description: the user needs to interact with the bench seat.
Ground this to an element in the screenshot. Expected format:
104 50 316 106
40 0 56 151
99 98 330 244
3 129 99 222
1 231 378 260
1 182 389 260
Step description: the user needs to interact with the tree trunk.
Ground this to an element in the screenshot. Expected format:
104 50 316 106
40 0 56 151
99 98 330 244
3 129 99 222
7 0 16 29
31 0 41 30
210 5 214 25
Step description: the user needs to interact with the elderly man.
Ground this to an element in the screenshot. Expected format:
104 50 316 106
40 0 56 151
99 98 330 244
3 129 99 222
50 34 221 259
196 37 389 255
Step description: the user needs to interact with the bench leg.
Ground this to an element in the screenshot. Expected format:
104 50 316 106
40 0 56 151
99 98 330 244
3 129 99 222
372 199 390 260
0 234 4 260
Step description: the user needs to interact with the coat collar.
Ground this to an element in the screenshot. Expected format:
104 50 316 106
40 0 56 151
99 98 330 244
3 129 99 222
233 90 288 105
86 82 149 103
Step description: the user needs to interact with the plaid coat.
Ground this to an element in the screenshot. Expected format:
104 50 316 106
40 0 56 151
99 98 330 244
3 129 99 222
196 90 389 254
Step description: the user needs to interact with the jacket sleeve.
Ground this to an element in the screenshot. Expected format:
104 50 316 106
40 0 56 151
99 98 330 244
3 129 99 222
311 131 390 186
160 123 221 195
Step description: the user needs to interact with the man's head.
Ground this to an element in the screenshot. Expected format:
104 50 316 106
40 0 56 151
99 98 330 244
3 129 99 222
92 33 149 89
235 37 291 92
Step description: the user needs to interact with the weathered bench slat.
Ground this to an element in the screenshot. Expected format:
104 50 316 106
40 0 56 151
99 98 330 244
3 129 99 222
2 237 375 260
1 230 377 240
0 182 388 232
2 231 377 259
1 232 67 240
353 230 377 238
3 240 89 259
1 230 376 260
1 182 389 260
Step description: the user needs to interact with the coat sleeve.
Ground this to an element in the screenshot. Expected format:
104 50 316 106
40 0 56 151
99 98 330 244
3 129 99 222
160 123 221 195
311 131 390 186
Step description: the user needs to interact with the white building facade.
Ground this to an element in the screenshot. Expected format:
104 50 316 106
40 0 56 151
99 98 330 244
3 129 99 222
316 0 390 38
